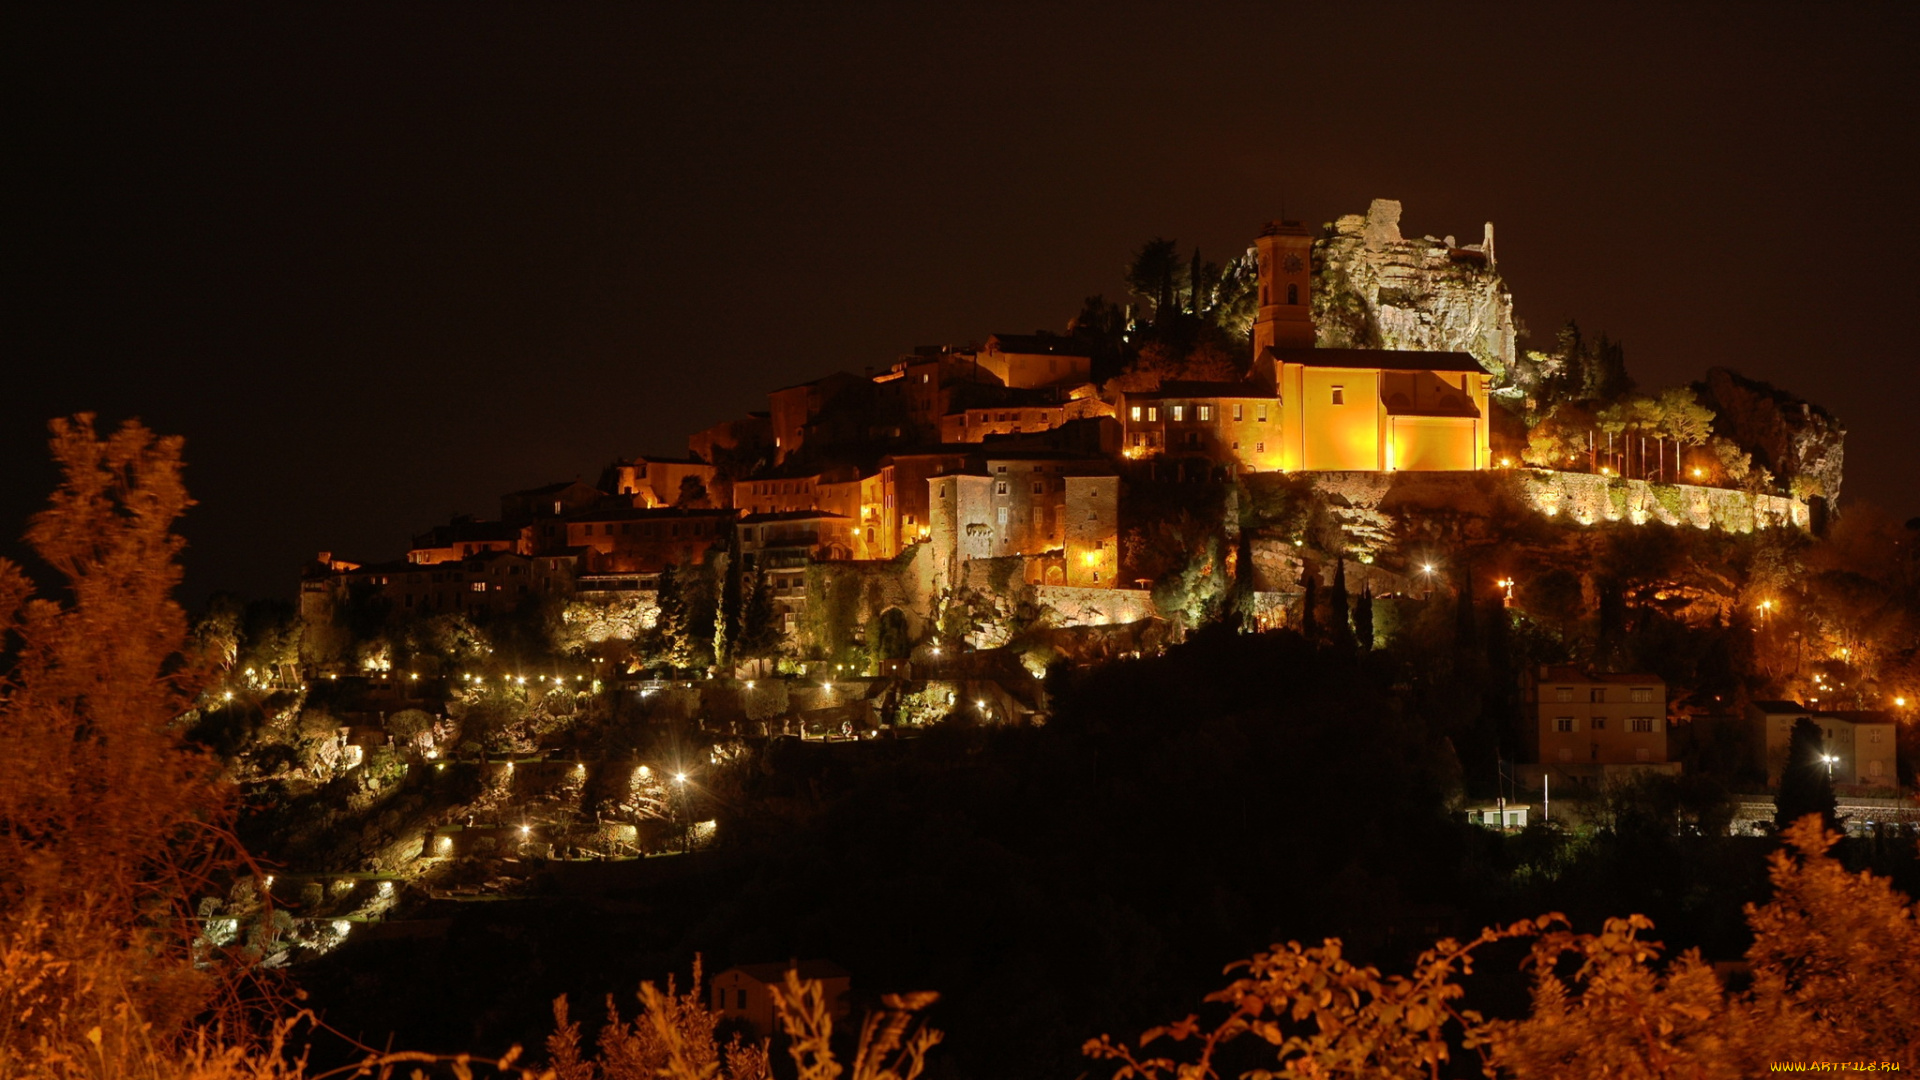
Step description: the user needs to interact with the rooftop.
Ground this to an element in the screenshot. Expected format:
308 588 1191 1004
987 333 1092 357
1266 346 1487 375
738 510 852 524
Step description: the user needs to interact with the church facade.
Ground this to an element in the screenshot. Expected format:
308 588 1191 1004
1123 217 1495 474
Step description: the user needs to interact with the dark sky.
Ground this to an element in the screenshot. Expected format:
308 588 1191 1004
8 4 1917 607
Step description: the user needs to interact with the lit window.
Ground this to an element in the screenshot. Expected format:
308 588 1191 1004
1331 386 1345 405
1147 407 1158 421
1171 405 1185 422
1631 687 1653 703
1197 405 1212 421
470 582 486 593
1129 405 1142 421
1555 688 1574 702
1554 717 1575 732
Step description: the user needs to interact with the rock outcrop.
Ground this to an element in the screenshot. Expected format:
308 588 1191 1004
1695 367 1846 504
1312 198 1518 381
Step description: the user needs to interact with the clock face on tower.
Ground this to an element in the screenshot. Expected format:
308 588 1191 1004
1282 253 1304 275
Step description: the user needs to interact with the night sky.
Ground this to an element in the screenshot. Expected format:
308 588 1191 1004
8 4 1917 606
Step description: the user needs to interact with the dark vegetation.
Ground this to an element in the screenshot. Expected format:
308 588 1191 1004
292 622 1920 1078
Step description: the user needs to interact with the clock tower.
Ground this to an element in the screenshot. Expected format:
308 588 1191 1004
1252 219 1314 356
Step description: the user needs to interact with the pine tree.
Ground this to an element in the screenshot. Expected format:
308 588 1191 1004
1774 716 1840 833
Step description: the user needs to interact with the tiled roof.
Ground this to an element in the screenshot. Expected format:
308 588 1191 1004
1266 347 1487 374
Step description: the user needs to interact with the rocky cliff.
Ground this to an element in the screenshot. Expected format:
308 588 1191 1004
1312 198 1517 381
1695 367 1847 504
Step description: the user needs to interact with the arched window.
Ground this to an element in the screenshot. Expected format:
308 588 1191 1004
1286 283 1298 305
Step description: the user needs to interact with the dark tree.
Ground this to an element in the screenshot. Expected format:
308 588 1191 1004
718 539 743 667
1774 716 1840 833
1127 238 1184 325
736 567 779 661
1328 558 1354 650
676 474 711 508
1353 583 1374 650
1299 567 1318 642
652 563 689 672
1453 559 1477 650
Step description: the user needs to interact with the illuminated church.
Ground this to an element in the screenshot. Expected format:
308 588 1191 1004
1120 218 1494 473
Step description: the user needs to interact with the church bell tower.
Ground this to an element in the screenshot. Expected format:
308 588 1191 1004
1252 219 1314 356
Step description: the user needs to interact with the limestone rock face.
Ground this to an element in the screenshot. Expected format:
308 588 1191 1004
1312 198 1517 380
1695 367 1847 504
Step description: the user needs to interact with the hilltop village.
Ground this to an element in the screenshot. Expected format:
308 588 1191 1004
301 200 1825 668
164 198 1915 1068
210 199 1912 929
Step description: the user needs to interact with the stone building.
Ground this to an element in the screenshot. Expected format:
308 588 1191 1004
300 549 577 625
406 518 529 565
1120 381 1284 470
939 386 1113 444
976 332 1092 389
1747 701 1897 789
563 507 732 574
1519 666 1676 791
601 456 718 508
737 509 855 628
711 960 850 1041
854 449 975 560
928 453 1120 591
500 479 604 525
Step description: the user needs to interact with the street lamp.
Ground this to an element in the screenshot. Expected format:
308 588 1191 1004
1820 753 1836 778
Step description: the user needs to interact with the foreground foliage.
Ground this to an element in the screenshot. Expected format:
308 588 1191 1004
1086 816 1920 1079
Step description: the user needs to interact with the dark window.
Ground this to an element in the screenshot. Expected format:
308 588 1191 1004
1286 283 1298 305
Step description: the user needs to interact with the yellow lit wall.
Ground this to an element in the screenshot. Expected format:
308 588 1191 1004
1389 416 1478 471
1297 366 1383 471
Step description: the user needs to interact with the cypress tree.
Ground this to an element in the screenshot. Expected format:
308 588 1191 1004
1354 583 1375 651
1453 558 1477 649
1300 566 1318 643
653 563 688 673
1328 558 1354 649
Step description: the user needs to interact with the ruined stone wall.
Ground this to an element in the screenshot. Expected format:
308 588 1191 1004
804 544 937 647
1518 470 1807 532
1313 198 1517 380
1032 585 1156 627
